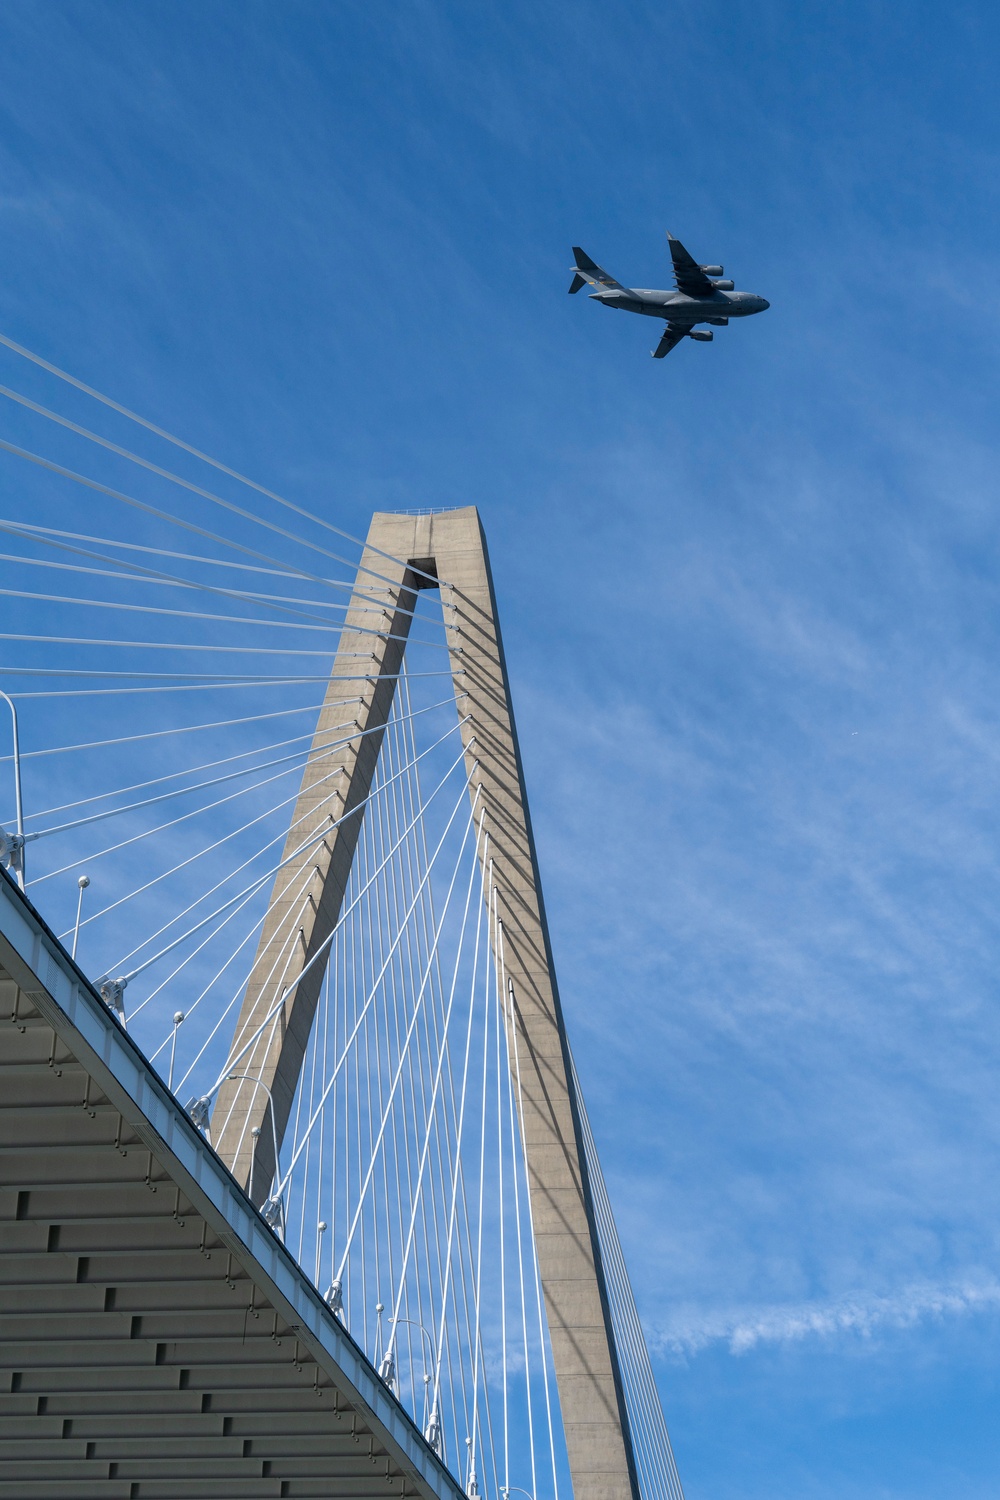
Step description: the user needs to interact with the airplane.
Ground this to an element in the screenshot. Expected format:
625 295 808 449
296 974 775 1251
569 233 769 358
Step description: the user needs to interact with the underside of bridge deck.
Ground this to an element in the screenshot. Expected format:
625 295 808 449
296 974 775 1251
0 868 466 1500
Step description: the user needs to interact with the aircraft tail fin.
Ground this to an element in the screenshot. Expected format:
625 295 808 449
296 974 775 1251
572 246 601 273
569 247 634 296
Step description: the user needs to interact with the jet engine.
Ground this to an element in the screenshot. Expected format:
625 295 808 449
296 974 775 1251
700 264 723 275
710 279 735 290
706 316 729 326
688 329 713 342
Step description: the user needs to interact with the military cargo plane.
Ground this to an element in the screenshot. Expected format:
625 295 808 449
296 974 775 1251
569 233 769 358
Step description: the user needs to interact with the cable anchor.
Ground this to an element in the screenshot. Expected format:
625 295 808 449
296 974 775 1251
424 1405 442 1457
186 1095 212 1137
261 1192 285 1238
97 975 128 1021
0 826 24 878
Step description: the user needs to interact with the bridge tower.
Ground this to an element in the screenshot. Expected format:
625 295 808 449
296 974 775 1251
214 508 641 1500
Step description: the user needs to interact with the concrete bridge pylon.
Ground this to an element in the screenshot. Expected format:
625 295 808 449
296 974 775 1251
214 507 642 1500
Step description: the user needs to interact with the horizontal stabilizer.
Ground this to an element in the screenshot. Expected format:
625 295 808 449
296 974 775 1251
569 246 636 297
569 272 586 294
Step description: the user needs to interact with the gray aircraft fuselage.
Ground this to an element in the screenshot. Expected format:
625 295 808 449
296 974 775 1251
570 235 768 357
592 287 769 322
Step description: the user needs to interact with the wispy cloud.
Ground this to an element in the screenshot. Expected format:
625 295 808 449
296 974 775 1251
502 421 1000 1365
655 1277 1000 1357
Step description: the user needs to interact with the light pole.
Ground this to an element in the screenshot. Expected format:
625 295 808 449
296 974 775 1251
315 1219 327 1286
380 1315 441 1451
72 874 90 960
226 1072 282 1223
392 1316 436 1372
168 1011 185 1091
465 1437 479 1499
0 691 25 890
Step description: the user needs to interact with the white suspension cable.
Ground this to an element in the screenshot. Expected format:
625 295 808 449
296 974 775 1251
205 742 474 1123
0 701 325 761
502 959 562 1500
495 915 538 1500
58 698 461 941
334 796 483 1296
381 800 483 1386
28 728 338 840
8 677 329 699
172 890 313 1096
35 694 455 823
0 518 453 626
35 714 363 822
0 544 453 645
0 334 442 589
0 381 436 597
0 435 403 609
31 724 350 885
0 629 360 657
429 808 488 1435
273 771 480 1206
113 718 469 981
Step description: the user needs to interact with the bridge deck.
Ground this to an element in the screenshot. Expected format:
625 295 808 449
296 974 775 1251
0 868 466 1500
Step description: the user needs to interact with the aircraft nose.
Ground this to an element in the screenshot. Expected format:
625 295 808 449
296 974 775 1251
759 297 770 312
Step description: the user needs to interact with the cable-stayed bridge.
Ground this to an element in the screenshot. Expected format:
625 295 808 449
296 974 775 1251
0 335 684 1500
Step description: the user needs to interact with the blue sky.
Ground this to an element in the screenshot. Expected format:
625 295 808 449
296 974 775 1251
2 2 1000 1495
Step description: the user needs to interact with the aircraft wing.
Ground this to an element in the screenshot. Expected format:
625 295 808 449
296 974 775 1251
667 235 716 297
570 247 637 296
651 324 688 359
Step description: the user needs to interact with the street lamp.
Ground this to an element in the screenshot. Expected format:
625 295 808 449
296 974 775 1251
72 874 90 960
380 1315 442 1453
0 691 25 890
226 1072 283 1231
168 1012 185 1091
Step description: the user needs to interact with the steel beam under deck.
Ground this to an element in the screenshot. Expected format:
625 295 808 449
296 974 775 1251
0 867 468 1500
